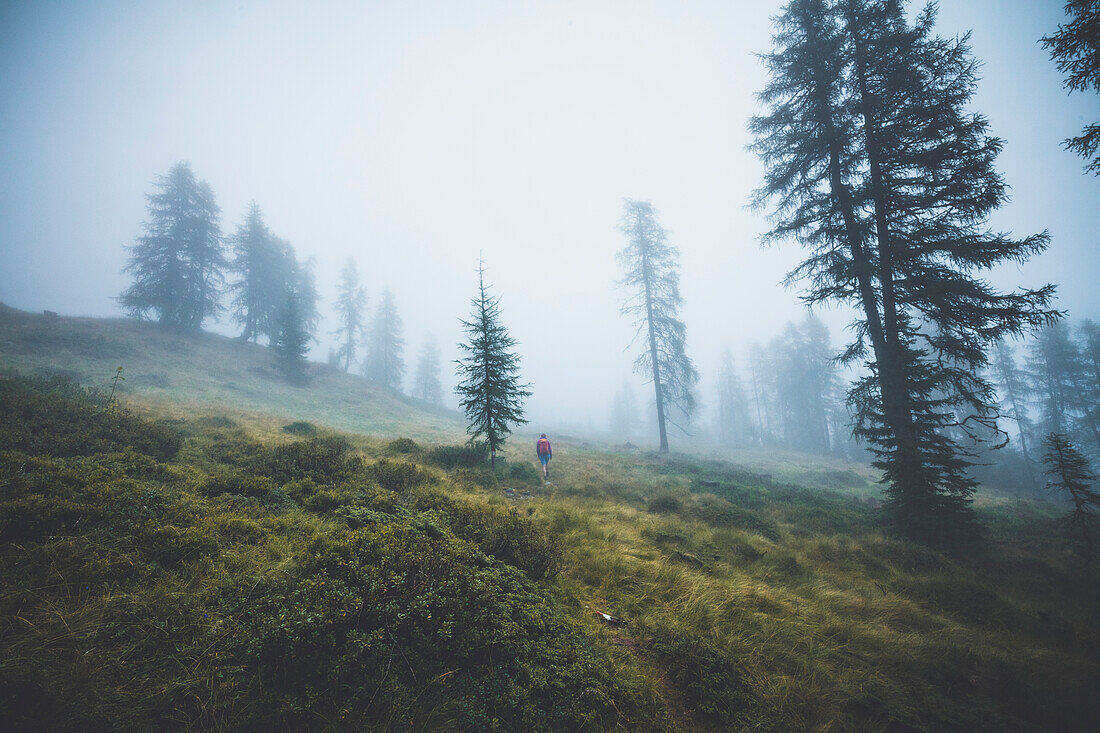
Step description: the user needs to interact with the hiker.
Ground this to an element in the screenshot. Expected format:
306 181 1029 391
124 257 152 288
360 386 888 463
535 433 552 479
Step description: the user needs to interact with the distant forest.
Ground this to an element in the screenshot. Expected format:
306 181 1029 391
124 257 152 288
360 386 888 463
117 162 440 401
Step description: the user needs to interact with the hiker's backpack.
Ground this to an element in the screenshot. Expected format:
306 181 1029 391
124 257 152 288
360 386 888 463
537 438 551 456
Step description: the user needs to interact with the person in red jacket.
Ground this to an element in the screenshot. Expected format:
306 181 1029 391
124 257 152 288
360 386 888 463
535 433 552 479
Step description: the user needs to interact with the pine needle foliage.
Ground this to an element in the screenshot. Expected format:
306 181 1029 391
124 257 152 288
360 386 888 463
454 261 530 467
273 287 311 385
1042 432 1100 563
364 288 406 391
228 203 294 344
751 0 1058 545
331 258 367 372
990 340 1039 489
119 162 225 330
1041 0 1100 175
413 336 444 406
617 199 699 454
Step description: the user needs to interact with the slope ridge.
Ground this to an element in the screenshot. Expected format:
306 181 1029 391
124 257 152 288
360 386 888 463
0 304 463 442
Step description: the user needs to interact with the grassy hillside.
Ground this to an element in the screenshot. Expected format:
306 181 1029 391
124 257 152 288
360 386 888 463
2 312 1099 731
0 304 464 443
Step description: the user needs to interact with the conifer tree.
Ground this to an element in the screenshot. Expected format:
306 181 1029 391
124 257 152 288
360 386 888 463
293 253 321 337
1075 320 1100 455
1041 0 1100 175
229 203 282 342
715 349 751 445
610 378 640 437
767 317 840 454
273 285 311 385
332 258 367 372
182 180 226 330
412 337 444 406
617 199 698 454
1042 432 1100 564
747 342 772 445
752 0 1057 543
271 254 318 385
364 288 406 391
991 340 1039 489
120 162 225 330
1028 322 1086 440
455 261 530 467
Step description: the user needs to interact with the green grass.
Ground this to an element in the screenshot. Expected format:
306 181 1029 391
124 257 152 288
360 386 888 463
3 312 1099 731
0 304 465 443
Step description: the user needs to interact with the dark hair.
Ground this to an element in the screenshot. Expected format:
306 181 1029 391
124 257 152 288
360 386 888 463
540 433 547 438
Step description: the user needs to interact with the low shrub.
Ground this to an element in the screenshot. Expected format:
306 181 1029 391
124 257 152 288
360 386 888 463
636 621 749 728
281 420 318 436
647 493 683 514
445 504 564 580
504 459 541 486
266 436 360 485
385 437 420 455
195 415 237 429
0 374 182 460
195 428 267 468
364 458 429 493
425 443 486 469
200 469 276 498
689 495 781 540
221 522 651 730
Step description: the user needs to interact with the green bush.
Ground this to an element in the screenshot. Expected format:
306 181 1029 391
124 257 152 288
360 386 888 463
281 420 318 436
689 495 780 540
647 493 683 514
200 468 276 498
636 621 749 727
195 415 237 429
444 504 565 581
0 374 182 460
364 458 429 493
266 436 360 485
222 522 649 730
385 437 420 455
504 460 541 485
425 443 485 469
194 428 267 468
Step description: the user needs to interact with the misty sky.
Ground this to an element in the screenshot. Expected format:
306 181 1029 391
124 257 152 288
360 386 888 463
1 0 1097 431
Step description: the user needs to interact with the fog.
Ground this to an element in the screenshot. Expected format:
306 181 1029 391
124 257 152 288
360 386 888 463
2 0 1098 433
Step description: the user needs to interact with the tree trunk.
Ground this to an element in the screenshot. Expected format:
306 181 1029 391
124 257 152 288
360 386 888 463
799 6 919 508
845 9 924 502
640 240 669 454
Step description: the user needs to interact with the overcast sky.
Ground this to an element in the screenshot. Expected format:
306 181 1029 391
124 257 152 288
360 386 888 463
1 0 1097 431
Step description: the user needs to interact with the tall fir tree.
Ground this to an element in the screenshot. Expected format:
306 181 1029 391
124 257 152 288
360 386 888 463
229 203 281 343
1041 0 1100 175
747 342 772 446
1076 320 1100 456
610 378 640 438
991 340 1039 489
293 253 321 338
455 261 531 467
412 336 444 406
767 317 840 454
120 162 225 330
273 284 311 385
332 258 367 372
1042 432 1100 564
1028 322 1086 440
617 199 699 454
751 0 1057 543
715 349 751 446
364 288 406 391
